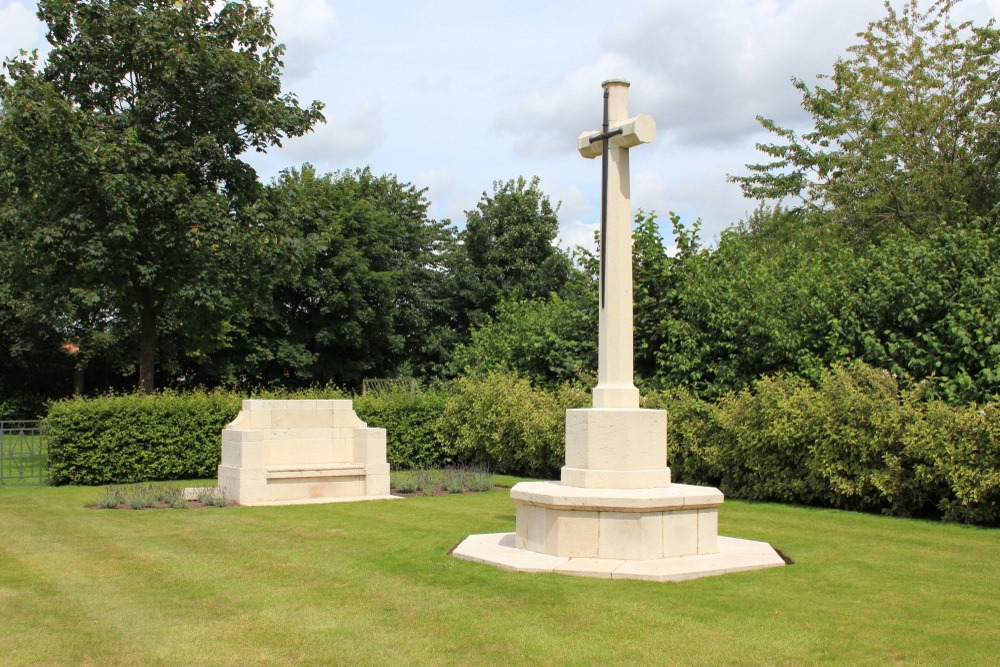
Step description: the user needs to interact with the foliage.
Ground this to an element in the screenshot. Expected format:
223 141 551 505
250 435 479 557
195 165 455 389
731 0 1000 242
439 371 587 477
96 485 126 509
453 176 573 330
449 294 596 387
645 207 998 404
640 208 856 398
96 482 223 509
46 391 241 485
651 361 1000 524
631 211 675 379
0 0 323 392
32 364 1000 524
839 225 1000 404
355 388 454 470
0 394 49 420
923 402 1000 524
196 486 230 507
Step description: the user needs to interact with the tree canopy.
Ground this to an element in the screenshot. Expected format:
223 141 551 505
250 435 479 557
731 0 1000 243
0 0 996 411
453 176 573 329
0 0 323 392
195 165 456 389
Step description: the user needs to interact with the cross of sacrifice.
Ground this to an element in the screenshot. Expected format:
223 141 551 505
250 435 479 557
578 79 656 409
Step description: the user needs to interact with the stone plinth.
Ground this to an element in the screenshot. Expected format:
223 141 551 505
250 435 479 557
562 407 670 489
217 399 398 506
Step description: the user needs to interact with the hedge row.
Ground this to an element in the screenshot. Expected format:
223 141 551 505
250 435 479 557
47 392 242 485
42 364 998 524
648 363 1000 525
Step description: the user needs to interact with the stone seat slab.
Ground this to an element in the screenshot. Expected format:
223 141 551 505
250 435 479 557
265 464 366 480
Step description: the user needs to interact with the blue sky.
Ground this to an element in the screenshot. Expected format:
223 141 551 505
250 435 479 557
2 0 997 250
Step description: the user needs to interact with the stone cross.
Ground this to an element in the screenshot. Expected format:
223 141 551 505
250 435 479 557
578 79 656 409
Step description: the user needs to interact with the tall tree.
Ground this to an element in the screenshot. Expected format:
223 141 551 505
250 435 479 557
0 0 323 392
730 0 999 243
194 165 455 388
454 176 572 329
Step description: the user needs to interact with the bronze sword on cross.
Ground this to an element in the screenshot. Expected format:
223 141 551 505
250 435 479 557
577 79 656 409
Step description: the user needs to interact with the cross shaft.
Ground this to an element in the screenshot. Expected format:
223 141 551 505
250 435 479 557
577 79 656 409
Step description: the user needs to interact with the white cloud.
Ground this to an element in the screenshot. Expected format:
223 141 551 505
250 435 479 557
495 0 892 162
412 167 476 224
268 0 337 80
493 54 634 157
560 219 599 254
0 2 46 64
413 167 455 195
545 180 596 251
278 97 383 163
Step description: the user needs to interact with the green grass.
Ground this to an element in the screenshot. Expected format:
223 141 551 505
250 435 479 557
0 481 997 665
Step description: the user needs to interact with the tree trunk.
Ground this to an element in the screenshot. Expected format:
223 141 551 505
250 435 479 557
72 366 84 396
139 305 158 394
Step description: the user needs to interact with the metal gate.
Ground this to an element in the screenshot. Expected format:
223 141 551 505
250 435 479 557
0 420 48 485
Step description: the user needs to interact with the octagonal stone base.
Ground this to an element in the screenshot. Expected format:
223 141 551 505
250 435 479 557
454 480 785 581
453 532 785 582
513 481 724 559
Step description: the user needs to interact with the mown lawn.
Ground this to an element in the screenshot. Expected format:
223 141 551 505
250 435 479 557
1 480 997 665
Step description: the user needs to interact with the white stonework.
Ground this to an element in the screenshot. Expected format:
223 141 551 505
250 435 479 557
216 399 398 506
454 79 785 582
453 533 786 582
562 408 670 489
512 482 721 560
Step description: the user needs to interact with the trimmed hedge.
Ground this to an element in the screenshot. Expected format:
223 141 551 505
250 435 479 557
41 366 999 524
651 362 1000 525
355 390 455 470
439 371 584 477
47 392 241 485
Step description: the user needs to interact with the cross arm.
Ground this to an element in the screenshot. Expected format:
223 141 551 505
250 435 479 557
578 113 656 159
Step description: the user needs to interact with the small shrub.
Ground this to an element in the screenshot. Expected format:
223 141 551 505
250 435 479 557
416 469 437 496
196 487 229 507
393 467 493 495
644 388 727 487
126 484 157 510
714 374 827 505
440 468 466 494
97 485 126 509
439 371 567 477
155 484 183 505
394 472 421 494
927 402 1000 524
394 469 439 494
466 468 494 493
804 363 914 512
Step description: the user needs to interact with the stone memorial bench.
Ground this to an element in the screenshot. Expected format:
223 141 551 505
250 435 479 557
217 399 396 506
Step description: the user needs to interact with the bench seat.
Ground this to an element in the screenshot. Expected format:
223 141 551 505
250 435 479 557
265 464 366 480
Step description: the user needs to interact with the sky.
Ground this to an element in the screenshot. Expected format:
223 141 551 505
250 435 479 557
1 0 997 250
